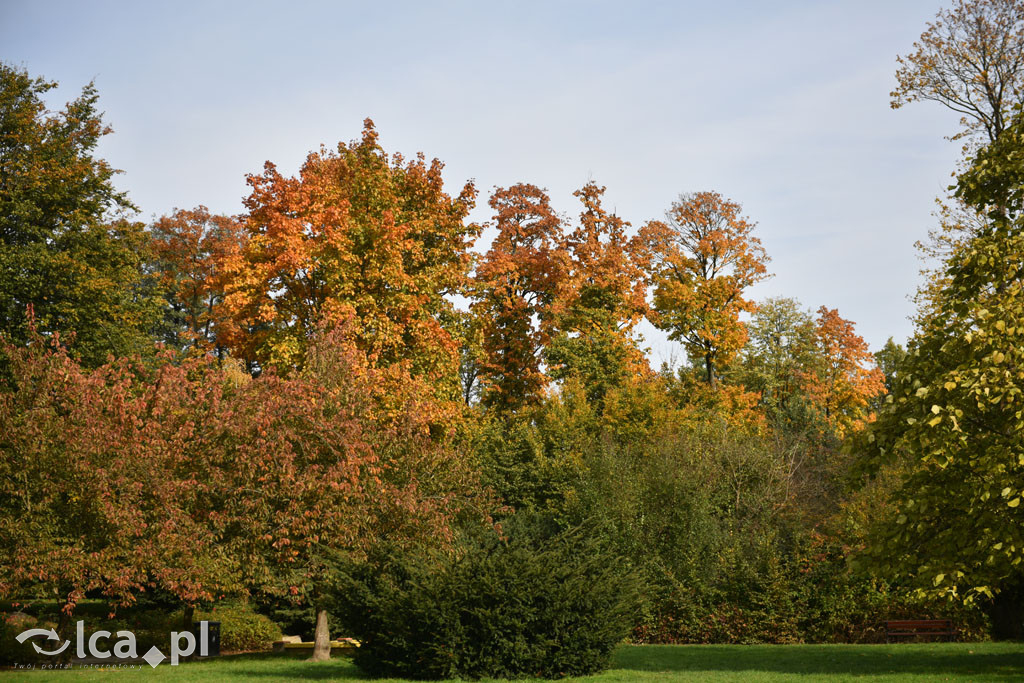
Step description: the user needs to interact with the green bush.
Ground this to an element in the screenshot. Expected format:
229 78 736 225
0 612 51 666
337 517 641 680
197 605 282 652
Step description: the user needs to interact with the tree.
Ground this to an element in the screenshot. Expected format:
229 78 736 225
800 307 885 437
0 63 160 366
0 323 489 658
956 103 1024 218
201 325 486 660
737 297 820 424
639 191 770 389
892 0 1024 148
149 206 245 356
220 119 479 384
874 337 908 394
860 111 1024 635
546 182 649 405
0 336 241 622
472 184 567 411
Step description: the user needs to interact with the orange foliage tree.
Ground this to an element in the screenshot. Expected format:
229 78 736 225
546 182 650 404
149 206 245 356
801 306 885 435
219 120 479 384
639 191 770 388
472 184 567 411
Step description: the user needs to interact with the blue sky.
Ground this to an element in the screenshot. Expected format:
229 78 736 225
1 0 964 365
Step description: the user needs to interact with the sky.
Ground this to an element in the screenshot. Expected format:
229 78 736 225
1 0 966 366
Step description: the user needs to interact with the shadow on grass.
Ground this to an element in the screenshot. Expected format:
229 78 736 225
189 652 367 680
612 643 1024 679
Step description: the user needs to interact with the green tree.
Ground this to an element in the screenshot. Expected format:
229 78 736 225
0 63 160 366
737 297 819 423
860 114 1024 636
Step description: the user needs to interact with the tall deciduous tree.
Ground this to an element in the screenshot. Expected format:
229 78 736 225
640 191 770 389
861 110 1024 636
473 184 567 411
149 206 245 356
0 63 160 366
546 182 649 404
892 0 1024 147
801 307 885 436
220 119 479 384
738 297 820 422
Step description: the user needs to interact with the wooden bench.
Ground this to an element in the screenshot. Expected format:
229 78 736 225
885 619 957 642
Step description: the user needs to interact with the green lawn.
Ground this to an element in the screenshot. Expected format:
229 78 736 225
5 642 1024 681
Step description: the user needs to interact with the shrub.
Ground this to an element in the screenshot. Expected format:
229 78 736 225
0 612 50 666
196 605 282 652
337 517 641 680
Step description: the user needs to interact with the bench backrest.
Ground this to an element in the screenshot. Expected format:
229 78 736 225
886 620 952 630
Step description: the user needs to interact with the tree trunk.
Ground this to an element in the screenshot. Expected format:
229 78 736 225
706 354 716 389
987 583 1024 640
56 606 73 663
182 605 195 632
309 608 331 661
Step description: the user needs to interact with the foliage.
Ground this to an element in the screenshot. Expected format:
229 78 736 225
800 307 886 437
0 63 161 367
736 297 821 428
546 182 650 405
859 218 1024 605
149 206 245 356
639 192 770 388
220 119 479 382
0 336 239 612
0 611 52 665
196 605 282 652
956 103 1024 218
858 113 1024 636
892 0 1024 147
337 517 641 680
473 183 566 411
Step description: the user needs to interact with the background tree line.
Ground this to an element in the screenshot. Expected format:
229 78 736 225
3 0 1024 672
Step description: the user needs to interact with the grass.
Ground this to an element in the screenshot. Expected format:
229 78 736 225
5 642 1024 681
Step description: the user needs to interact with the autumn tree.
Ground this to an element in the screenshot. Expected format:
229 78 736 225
220 119 479 385
639 191 770 389
0 336 241 624
893 0 1024 148
546 182 649 404
957 103 1024 218
0 63 161 366
149 206 245 356
798 307 885 436
0 322 489 658
194 325 487 660
473 184 566 411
